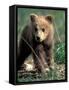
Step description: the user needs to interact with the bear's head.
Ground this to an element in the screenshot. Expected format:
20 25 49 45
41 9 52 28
30 14 54 42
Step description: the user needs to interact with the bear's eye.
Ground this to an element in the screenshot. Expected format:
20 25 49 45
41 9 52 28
35 27 38 32
42 28 45 32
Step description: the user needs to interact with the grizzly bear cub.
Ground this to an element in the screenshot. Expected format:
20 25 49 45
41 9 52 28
17 14 54 73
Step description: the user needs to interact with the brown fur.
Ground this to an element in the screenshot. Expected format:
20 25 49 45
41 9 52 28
17 14 54 73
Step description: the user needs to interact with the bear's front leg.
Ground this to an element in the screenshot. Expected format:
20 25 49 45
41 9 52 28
33 45 49 73
45 45 54 70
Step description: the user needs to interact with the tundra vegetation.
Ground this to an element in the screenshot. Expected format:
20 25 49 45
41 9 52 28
17 8 66 82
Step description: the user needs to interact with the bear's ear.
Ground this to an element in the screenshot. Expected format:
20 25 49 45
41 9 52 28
30 14 38 22
45 15 53 23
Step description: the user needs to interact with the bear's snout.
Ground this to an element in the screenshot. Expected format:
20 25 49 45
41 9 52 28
36 36 40 41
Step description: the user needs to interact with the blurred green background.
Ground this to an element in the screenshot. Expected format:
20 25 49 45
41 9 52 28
17 8 65 64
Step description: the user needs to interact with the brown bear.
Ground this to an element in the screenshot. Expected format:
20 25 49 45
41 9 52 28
17 14 54 73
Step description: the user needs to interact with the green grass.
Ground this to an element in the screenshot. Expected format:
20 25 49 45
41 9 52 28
54 43 65 64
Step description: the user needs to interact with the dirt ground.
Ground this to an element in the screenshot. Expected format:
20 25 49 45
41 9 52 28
17 63 65 82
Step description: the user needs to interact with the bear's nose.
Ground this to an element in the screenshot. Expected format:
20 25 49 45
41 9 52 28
36 36 40 41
